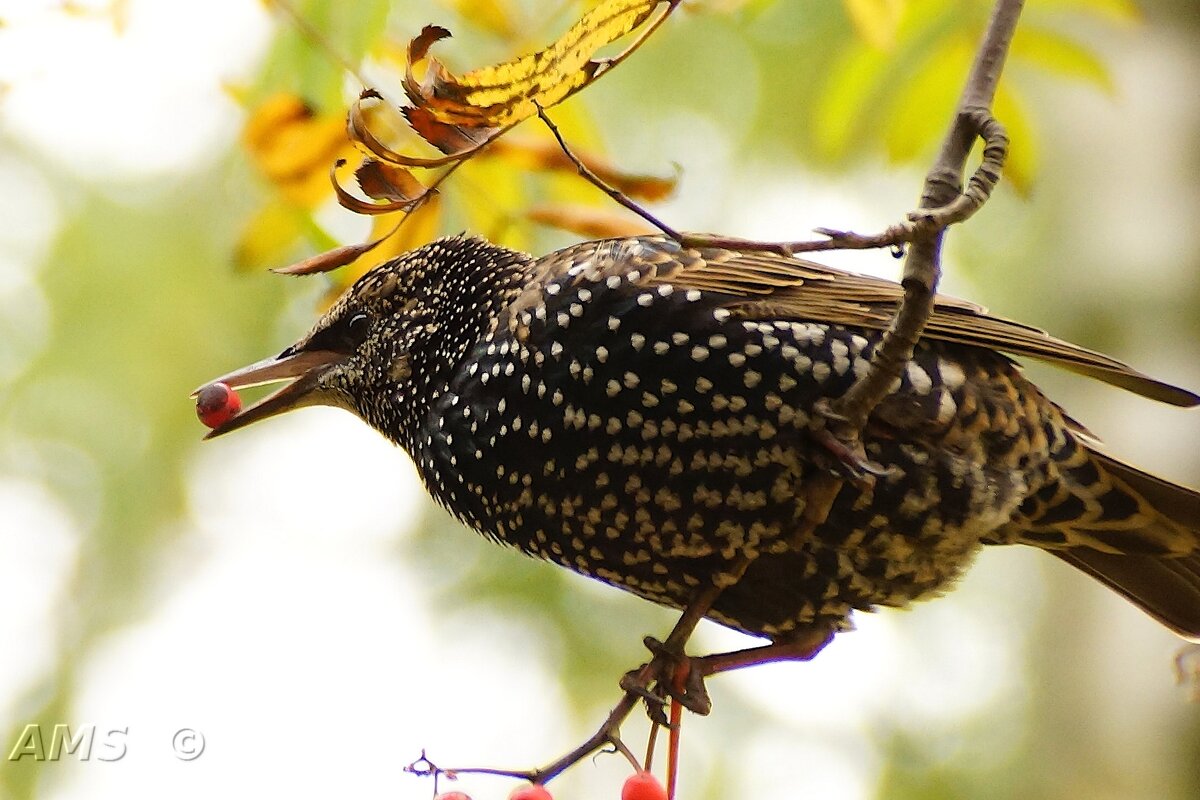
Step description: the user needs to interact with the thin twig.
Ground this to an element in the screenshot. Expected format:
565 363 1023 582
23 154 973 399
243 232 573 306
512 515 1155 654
264 0 370 88
535 109 1005 261
829 0 1022 436
644 719 660 771
536 104 683 239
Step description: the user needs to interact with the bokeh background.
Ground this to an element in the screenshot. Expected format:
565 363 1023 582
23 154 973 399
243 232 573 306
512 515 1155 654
1 1 1198 798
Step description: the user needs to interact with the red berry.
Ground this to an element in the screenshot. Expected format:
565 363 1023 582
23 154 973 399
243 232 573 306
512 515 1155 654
508 784 553 800
434 793 472 800
196 382 242 429
621 771 667 800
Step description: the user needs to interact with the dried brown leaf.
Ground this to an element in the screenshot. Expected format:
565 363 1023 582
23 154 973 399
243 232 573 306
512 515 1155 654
408 24 452 67
401 105 497 155
333 159 430 215
271 241 383 276
348 91 494 168
355 159 425 202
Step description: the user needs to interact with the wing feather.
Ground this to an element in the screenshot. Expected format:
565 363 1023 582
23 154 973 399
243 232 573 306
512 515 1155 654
531 236 1199 407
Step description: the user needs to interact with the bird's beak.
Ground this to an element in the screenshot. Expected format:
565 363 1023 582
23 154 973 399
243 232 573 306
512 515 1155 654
194 348 345 440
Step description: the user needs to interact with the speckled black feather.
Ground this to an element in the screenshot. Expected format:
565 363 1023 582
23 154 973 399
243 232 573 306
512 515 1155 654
290 234 1200 640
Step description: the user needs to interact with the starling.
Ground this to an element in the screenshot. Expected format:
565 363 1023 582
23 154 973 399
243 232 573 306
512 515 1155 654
202 235 1200 641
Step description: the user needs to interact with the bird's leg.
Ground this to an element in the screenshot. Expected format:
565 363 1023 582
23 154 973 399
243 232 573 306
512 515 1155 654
529 560 753 782
618 556 756 722
695 625 836 677
634 635 712 717
637 625 837 718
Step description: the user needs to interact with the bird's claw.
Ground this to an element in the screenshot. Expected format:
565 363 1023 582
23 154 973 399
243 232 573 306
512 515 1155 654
635 637 713 717
620 668 668 705
673 664 712 715
808 399 892 486
810 426 889 485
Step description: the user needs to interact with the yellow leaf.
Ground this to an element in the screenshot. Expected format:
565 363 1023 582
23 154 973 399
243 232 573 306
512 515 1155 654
882 35 972 164
371 199 443 265
242 93 356 207
404 0 671 129
842 0 904 50
457 154 529 248
1034 0 1140 24
811 43 890 161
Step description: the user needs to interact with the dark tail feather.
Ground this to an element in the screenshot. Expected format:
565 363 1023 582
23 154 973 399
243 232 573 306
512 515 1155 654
1008 442 1200 639
1061 448 1200 640
1052 549 1200 641
1089 449 1200 529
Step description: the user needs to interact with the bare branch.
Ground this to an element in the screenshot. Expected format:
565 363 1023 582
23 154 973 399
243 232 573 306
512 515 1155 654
829 0 1022 437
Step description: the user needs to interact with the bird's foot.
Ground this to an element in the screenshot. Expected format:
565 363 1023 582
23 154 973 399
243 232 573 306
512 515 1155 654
809 399 891 486
693 626 836 677
624 627 839 724
620 636 713 722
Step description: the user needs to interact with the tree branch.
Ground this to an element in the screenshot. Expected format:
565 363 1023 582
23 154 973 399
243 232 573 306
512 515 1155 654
828 0 1022 437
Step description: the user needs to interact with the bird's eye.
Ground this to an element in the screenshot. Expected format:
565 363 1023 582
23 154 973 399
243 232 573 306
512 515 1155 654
347 312 370 343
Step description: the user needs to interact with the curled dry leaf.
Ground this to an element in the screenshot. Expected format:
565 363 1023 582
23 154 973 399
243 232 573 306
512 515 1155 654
332 159 432 215
402 105 497 155
356 159 426 203
349 90 498 169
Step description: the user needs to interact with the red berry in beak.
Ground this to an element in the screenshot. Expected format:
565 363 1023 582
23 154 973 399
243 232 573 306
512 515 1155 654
196 382 242 429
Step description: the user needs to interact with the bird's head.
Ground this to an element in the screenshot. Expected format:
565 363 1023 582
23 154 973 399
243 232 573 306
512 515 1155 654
197 235 530 443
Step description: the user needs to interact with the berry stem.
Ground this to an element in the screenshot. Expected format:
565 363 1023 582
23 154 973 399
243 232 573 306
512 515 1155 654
666 662 686 800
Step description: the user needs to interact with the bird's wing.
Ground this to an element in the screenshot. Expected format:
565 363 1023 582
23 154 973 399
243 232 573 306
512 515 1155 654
532 236 1197 408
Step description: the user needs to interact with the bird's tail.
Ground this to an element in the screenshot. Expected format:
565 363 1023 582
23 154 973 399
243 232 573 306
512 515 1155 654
999 436 1200 641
